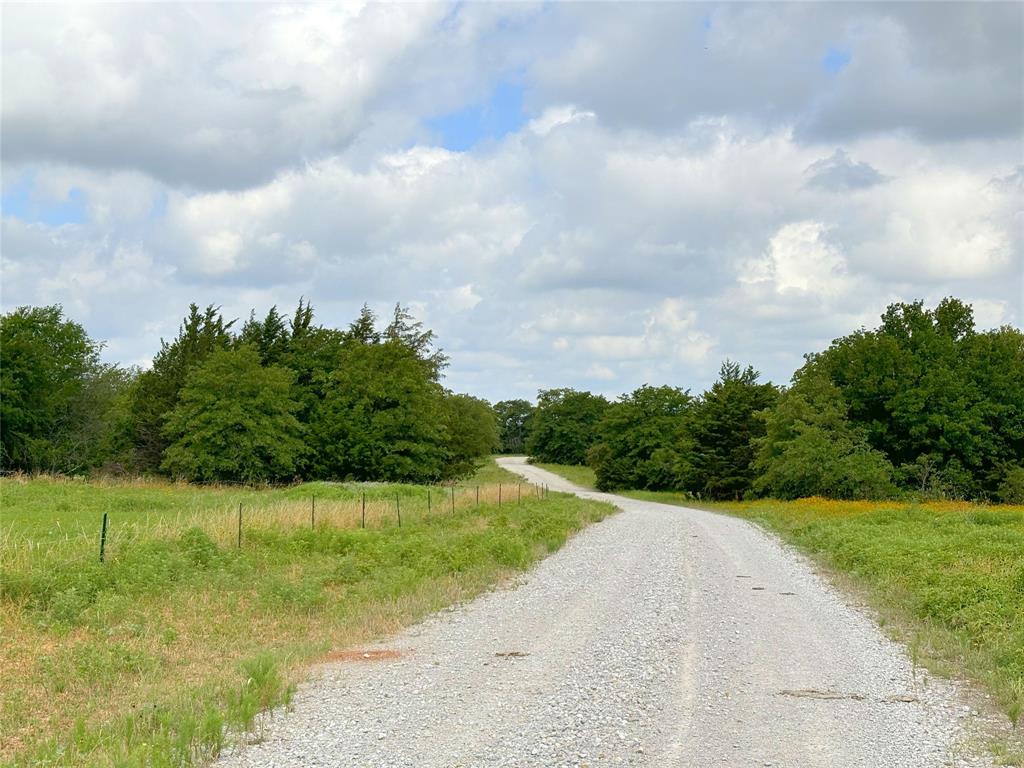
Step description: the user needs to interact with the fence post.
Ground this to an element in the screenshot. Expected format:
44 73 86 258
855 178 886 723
99 512 108 563
450 486 455 515
427 489 432 515
311 494 316 529
361 493 366 529
237 503 242 549
476 485 480 507
396 494 402 527
498 483 502 507
517 483 521 505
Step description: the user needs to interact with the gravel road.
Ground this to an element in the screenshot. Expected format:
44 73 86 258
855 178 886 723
217 457 991 767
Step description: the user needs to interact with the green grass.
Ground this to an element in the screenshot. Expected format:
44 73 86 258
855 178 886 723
0 460 613 767
529 462 596 489
624 492 1024 735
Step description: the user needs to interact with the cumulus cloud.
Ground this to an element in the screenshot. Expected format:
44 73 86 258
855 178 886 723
2 3 1020 400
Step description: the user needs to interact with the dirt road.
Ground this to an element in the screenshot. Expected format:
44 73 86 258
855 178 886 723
217 457 989 767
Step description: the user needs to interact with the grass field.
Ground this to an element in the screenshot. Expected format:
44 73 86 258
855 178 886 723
530 462 597 489
0 461 613 767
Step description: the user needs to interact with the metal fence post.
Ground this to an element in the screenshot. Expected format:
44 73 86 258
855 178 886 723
396 494 402 527
361 493 366 529
450 486 455 514
311 494 316 529
99 512 108 563
237 503 242 548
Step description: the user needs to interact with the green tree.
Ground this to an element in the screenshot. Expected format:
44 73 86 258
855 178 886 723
444 393 500 477
128 304 234 471
311 337 449 482
0 305 111 472
527 388 610 465
161 347 305 483
754 372 895 499
237 305 291 365
805 298 1024 498
684 361 779 499
494 399 535 454
588 385 692 491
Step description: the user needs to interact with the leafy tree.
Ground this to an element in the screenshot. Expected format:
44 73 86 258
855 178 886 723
494 399 535 454
684 361 779 499
311 336 449 482
128 304 234 471
527 388 610 465
805 298 1024 498
444 393 500 477
0 305 112 472
588 385 692 491
161 347 305 483
754 372 895 499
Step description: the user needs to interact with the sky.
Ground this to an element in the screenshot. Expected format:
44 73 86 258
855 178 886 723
2 2 1022 402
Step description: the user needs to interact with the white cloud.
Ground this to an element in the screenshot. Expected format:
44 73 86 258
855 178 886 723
2 3 1020 401
740 221 849 297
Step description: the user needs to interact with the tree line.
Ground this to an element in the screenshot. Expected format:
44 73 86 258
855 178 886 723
4 296 1021 500
495 298 1024 503
1 301 498 483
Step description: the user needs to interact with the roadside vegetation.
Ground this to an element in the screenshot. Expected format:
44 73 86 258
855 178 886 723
1 301 498 484
0 462 613 767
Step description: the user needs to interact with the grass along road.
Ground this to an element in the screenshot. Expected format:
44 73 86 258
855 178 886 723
0 461 613 767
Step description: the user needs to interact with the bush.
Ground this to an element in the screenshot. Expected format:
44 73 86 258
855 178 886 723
998 466 1024 504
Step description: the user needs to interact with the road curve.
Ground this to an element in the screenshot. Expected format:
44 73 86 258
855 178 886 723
217 457 989 768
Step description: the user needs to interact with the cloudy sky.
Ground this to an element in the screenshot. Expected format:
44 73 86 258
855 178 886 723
2 2 1022 401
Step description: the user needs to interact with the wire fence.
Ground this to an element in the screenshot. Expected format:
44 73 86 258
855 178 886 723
1 481 552 575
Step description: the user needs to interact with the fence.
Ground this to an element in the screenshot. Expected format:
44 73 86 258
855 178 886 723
1 481 552 573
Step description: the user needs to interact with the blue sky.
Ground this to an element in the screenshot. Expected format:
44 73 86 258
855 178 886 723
2 172 88 226
1 3 1020 400
427 81 528 152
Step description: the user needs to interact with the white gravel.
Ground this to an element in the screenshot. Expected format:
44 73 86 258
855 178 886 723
216 457 993 767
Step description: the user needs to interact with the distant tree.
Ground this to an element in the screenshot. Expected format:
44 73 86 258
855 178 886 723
128 304 234 471
588 385 692 491
161 347 305 483
527 388 610 465
754 372 895 499
0 305 123 472
493 399 535 454
684 361 779 499
444 393 500 477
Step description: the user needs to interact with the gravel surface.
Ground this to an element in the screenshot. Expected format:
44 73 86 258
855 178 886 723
217 457 992 767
